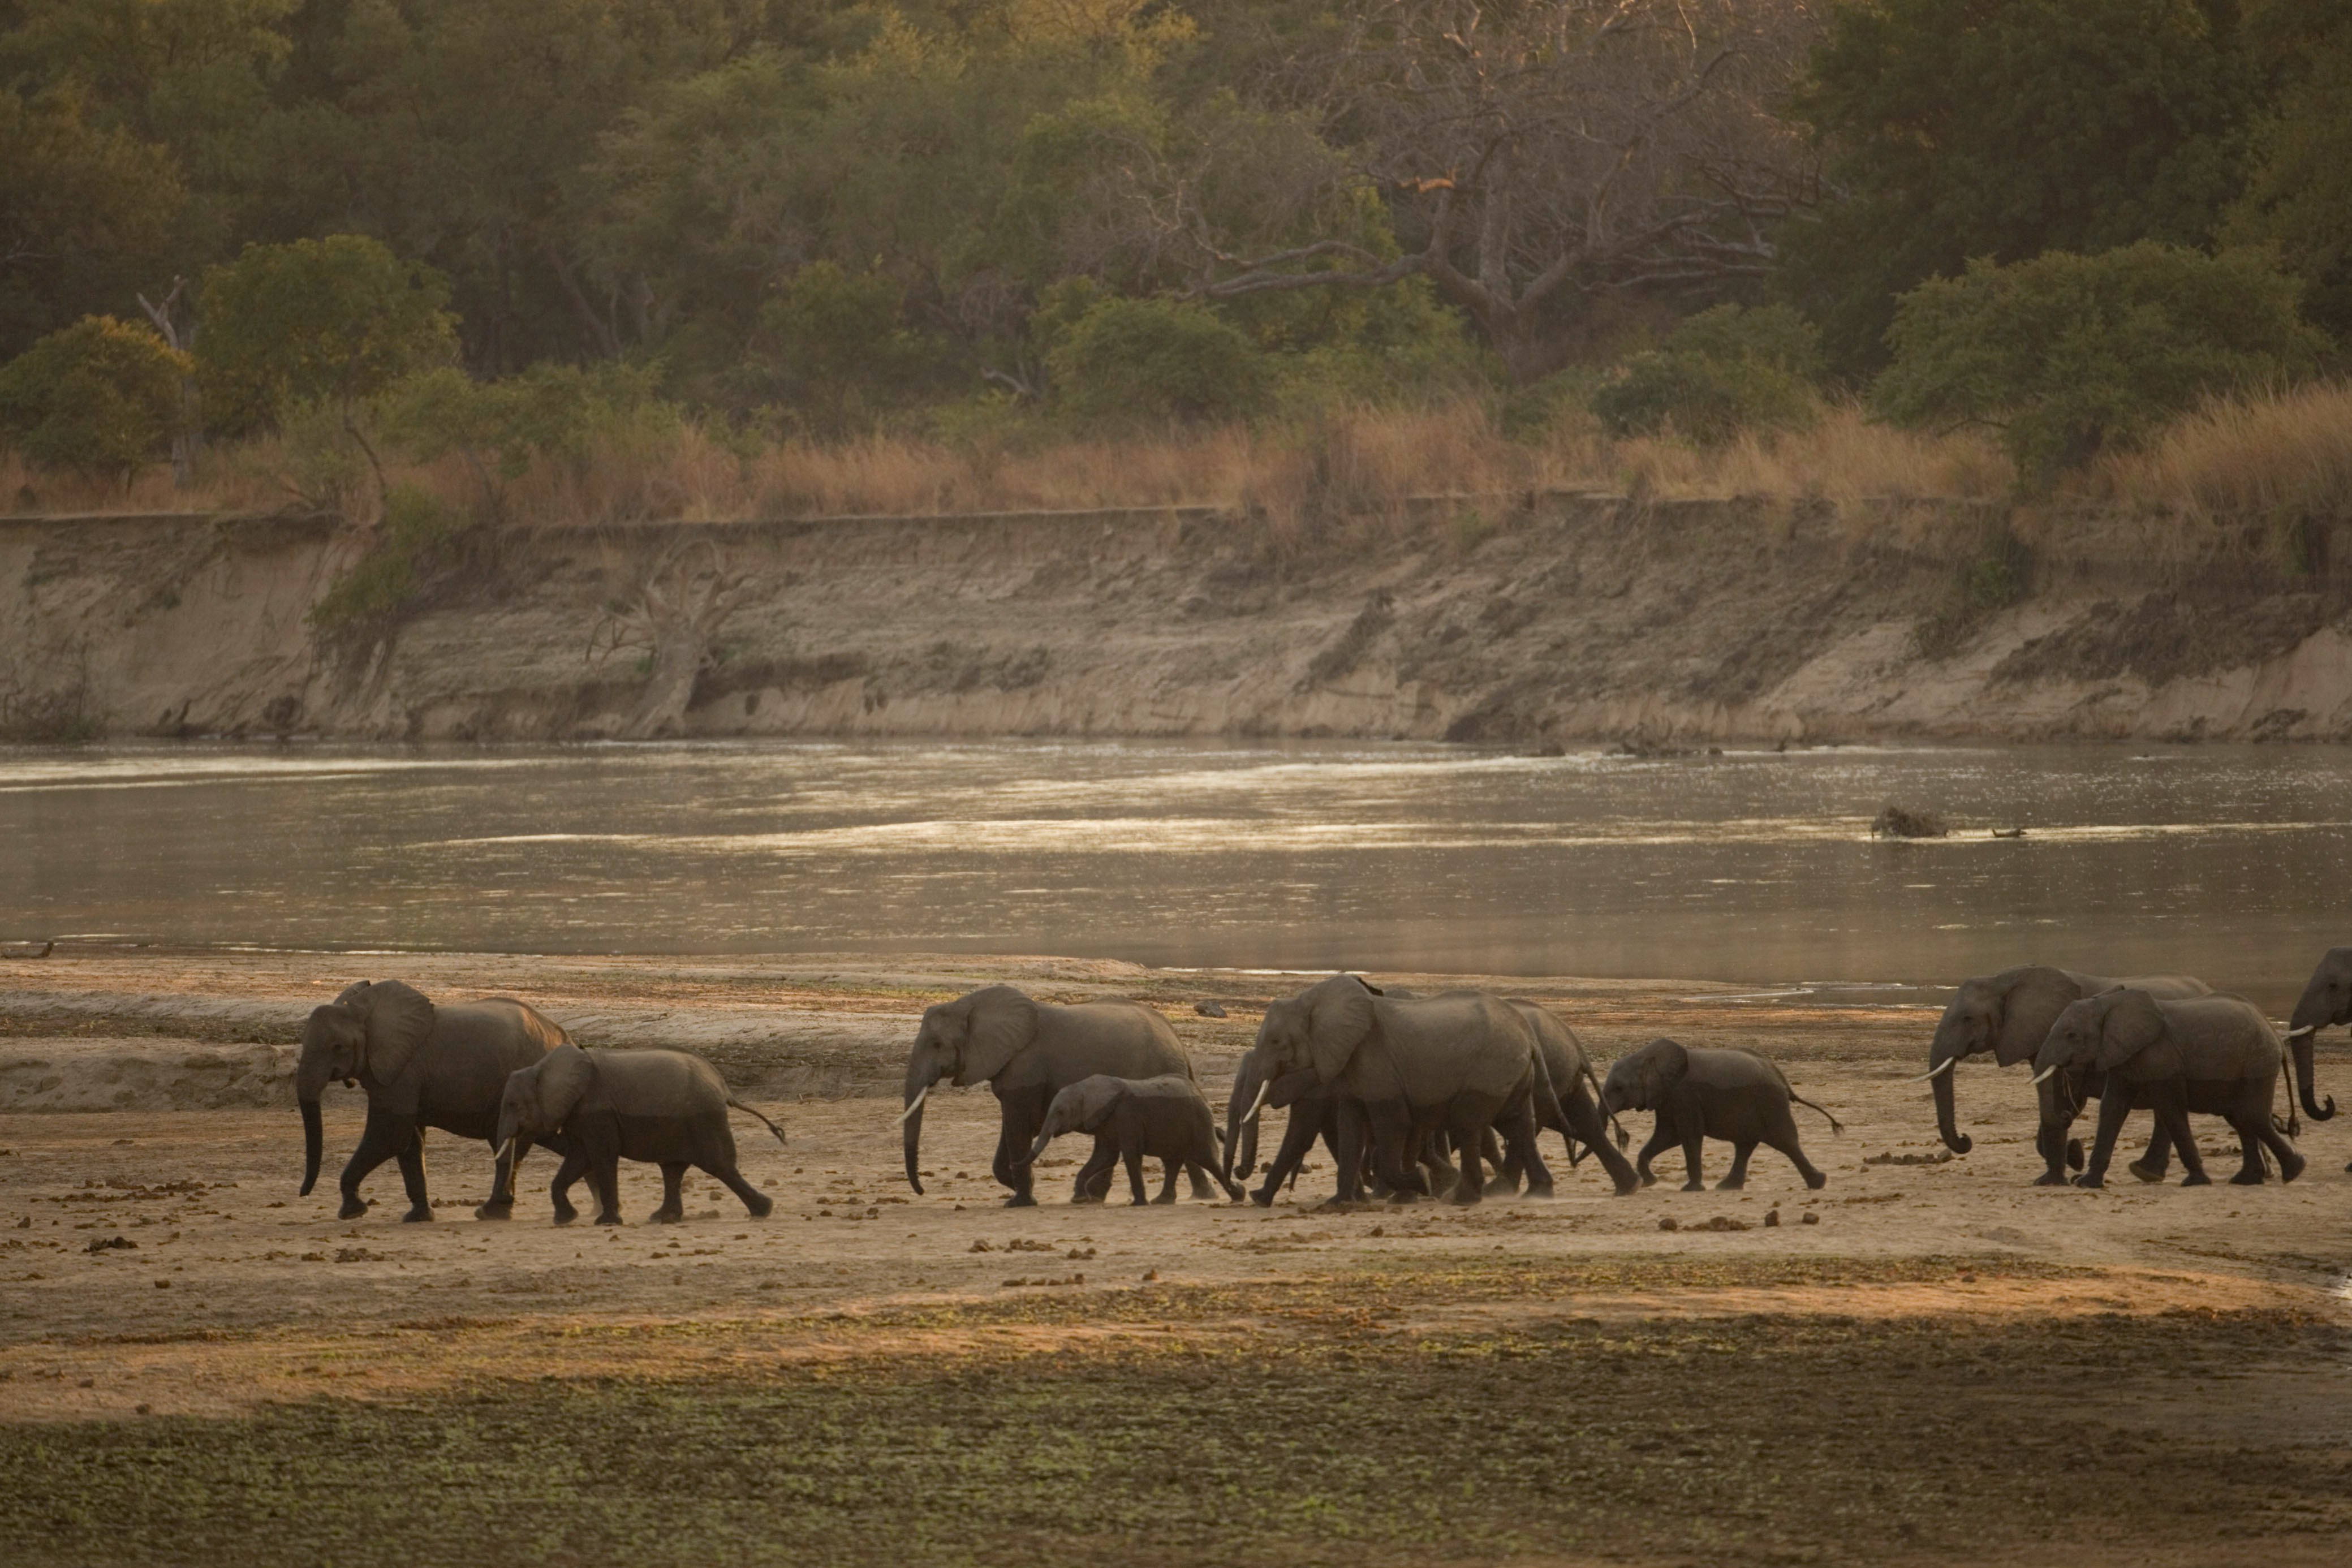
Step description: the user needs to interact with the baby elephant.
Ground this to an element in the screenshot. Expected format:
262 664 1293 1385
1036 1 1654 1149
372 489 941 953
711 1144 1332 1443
1028 1074 1243 1205
1600 1039 1840 1191
497 1044 786 1224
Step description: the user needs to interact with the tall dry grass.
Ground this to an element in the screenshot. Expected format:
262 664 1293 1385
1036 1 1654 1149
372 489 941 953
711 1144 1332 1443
2089 380 2352 520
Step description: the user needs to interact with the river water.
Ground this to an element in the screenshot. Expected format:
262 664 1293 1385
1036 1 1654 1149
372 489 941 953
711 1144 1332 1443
2 740 2347 1003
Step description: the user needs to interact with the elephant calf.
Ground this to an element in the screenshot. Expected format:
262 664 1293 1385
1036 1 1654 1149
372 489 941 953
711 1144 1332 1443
1027 1074 1243 1205
1601 1039 1840 1191
497 1044 787 1224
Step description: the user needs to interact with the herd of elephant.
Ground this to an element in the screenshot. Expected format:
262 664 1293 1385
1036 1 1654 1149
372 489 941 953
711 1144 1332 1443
292 951 2351 1225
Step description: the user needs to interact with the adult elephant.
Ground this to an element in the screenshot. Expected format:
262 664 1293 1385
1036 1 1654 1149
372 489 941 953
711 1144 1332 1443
1245 974 1550 1204
2279 948 2346 1147
899 985 1192 1206
1919 965 2208 1179
1489 1002 1638 1195
297 980 574 1221
2031 989 2303 1187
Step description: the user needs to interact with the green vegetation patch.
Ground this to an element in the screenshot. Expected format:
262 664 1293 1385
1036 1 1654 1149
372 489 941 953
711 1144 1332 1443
6 1302 2343 1568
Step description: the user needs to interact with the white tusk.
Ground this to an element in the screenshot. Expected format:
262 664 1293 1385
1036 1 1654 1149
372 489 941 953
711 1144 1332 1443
493 1138 514 1166
894 1084 930 1126
1910 1058 1957 1083
2027 1065 2058 1085
2286 1024 2316 1039
1243 1079 1271 1123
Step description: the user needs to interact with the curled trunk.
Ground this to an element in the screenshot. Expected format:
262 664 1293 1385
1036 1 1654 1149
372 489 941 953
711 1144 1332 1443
2289 1030 2336 1121
1929 1041 1972 1154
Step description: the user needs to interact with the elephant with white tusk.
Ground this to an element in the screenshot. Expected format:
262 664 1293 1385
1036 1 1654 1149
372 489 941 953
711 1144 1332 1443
496 1044 785 1225
1921 966 2208 1182
2280 948 2346 1158
296 980 576 1222
1023 1074 1243 1205
2032 990 2303 1188
901 986 1196 1206
1600 1039 1839 1191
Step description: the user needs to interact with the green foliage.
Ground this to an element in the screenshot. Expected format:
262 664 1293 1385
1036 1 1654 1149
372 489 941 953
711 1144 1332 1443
196 235 455 433
380 362 679 482
1871 244 2329 480
0 85 184 360
0 315 188 481
1046 295 1272 425
307 483 467 631
750 262 927 433
1787 0 2260 373
2226 1 2352 339
1589 306 1823 444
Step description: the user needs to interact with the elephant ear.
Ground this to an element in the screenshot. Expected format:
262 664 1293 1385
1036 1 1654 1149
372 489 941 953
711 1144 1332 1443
954 986 1039 1086
1305 975 1376 1084
355 980 436 1083
537 1044 597 1126
1645 1038 1690 1097
1992 968 2074 1066
1078 1080 1128 1134
2095 990 2168 1072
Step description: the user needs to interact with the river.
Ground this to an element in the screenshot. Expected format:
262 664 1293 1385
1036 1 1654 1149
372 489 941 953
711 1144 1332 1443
2 740 2347 1005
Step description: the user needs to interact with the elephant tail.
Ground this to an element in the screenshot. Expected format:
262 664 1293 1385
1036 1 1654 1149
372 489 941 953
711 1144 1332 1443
729 1099 789 1148
1791 1094 1843 1135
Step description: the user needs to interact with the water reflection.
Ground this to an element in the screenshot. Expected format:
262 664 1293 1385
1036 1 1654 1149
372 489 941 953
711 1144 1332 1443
2 739 2347 1000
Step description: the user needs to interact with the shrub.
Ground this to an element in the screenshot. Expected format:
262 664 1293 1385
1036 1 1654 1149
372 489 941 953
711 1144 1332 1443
380 363 681 484
197 235 455 434
751 262 927 434
308 484 468 631
1589 305 1823 445
1871 243 2331 481
0 316 188 484
1046 295 1272 425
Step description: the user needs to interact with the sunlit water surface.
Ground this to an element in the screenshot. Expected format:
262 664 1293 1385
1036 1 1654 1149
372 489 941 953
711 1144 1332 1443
3 740 2348 1002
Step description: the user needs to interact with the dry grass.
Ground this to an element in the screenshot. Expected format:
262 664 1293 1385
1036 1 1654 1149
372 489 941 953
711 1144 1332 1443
23 388 2352 540
2088 380 2352 520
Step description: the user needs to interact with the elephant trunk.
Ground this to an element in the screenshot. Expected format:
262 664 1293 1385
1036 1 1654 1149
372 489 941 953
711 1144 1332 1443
295 1045 333 1196
1928 1041 1972 1155
2289 1028 2336 1122
1023 1123 1056 1167
1224 1055 1265 1183
901 1063 938 1195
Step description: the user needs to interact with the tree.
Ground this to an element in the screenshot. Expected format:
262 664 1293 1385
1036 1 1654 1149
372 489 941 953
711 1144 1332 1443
0 315 189 483
1786 0 2259 373
750 262 925 433
1591 304 1823 443
1149 1 1823 382
1870 244 2328 481
0 87 183 360
2226 0 2352 340
1045 294 1272 424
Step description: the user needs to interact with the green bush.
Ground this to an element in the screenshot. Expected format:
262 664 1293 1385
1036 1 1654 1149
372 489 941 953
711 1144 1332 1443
1589 305 1823 444
1046 295 1272 425
751 262 928 434
0 316 188 483
308 484 468 631
380 362 680 482
1872 243 2331 480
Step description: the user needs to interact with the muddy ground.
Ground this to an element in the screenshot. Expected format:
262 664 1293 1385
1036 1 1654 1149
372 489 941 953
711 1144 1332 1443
2 951 2349 1567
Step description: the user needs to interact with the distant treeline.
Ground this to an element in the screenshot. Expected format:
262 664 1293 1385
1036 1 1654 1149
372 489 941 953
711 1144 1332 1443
1 1 2346 483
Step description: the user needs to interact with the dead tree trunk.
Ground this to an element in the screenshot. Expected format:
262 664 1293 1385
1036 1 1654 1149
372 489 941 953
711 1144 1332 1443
589 540 763 740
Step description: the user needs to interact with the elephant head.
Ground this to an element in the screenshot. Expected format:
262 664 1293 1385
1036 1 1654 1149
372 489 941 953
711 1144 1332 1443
495 1043 596 1155
1222 1046 1323 1182
1252 974 1377 1086
2282 947 2345 1122
899 985 1040 1194
296 980 434 1196
1024 1075 1126 1166
2032 989 2169 1084
1599 1039 1687 1117
1920 966 2083 1155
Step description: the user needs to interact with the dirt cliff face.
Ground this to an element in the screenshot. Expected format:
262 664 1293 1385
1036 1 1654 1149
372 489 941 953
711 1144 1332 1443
6 496 2352 744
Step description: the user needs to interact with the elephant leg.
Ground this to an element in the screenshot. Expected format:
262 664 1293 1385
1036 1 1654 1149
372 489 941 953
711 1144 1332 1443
548 1152 589 1225
2247 1108 2304 1184
1718 1140 1755 1190
703 1159 774 1218
651 1162 688 1222
1155 1157 1180 1204
1123 1144 1149 1206
592 1160 624 1225
1363 1099 1421 1203
1503 1101 1553 1199
2074 1087 2136 1188
996 1091 1047 1208
1446 1110 1490 1208
1563 1085 1640 1195
476 1135 527 1220
2032 1114 2073 1187
1677 1122 1708 1192
1203 1158 1244 1203
336 1107 419 1220
1633 1118 1674 1187
1071 1136 1117 1204
1481 1126 1520 1196
1331 1099 1370 1204
1763 1122 1827 1190
1186 1159 1213 1200
2127 1113 2173 1184
393 1124 432 1222
1252 1106 1321 1206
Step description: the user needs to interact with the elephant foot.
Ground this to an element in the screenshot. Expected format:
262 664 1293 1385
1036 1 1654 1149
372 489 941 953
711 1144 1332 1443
744 1194 774 1218
2181 1172 2213 1187
2226 1168 2264 1186
400 1205 434 1223
2277 1149 2306 1183
1715 1178 1746 1192
337 1195 369 1220
551 1206 578 1226
1152 1193 1177 1205
649 1207 683 1224
1248 1188 1275 1208
1523 1181 1554 1200
1680 1180 1705 1192
1637 1169 1659 1187
1610 1178 1640 1197
1384 1189 1421 1205
1003 1194 1037 1208
595 1212 623 1226
2127 1159 2166 1184
2032 1170 2070 1187
1069 1191 1104 1207
2072 1174 2105 1189
1802 1171 1828 1191
472 1201 513 1221
2065 1139 2085 1172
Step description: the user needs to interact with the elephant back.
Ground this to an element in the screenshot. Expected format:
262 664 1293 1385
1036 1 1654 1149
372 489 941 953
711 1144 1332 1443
1031 998 1191 1089
1376 990 1534 1103
1685 1046 1793 1097
583 1048 732 1118
404 998 571 1125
